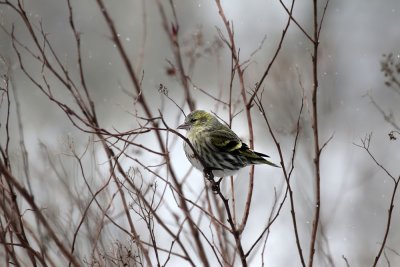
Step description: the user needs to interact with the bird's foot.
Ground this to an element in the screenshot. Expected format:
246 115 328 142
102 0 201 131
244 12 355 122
211 177 223 193
203 168 223 193
203 167 214 181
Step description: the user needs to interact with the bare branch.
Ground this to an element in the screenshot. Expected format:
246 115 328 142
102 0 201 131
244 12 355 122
247 0 296 108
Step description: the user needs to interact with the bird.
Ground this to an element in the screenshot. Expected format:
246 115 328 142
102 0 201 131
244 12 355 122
177 110 279 178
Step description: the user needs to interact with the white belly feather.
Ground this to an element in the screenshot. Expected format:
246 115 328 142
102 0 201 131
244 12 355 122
183 141 239 177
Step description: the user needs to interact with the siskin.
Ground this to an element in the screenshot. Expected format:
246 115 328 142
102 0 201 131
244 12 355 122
178 110 279 177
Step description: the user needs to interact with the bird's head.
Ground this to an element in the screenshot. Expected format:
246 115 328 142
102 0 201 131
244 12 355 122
177 110 217 131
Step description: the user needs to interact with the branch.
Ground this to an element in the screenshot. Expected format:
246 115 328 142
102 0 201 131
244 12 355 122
247 0 295 109
354 134 400 267
308 0 324 265
203 169 248 267
0 161 81 267
254 93 306 267
214 0 256 237
95 2 210 264
155 0 195 111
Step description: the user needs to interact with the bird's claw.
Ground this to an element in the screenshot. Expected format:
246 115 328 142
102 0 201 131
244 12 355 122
211 183 219 193
203 168 222 193
203 167 214 181
211 177 223 194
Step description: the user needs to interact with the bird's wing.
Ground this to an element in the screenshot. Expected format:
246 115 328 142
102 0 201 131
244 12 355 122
209 128 278 167
210 128 271 157
209 129 243 153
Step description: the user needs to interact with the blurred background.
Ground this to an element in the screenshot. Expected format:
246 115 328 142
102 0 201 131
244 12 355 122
1 0 400 266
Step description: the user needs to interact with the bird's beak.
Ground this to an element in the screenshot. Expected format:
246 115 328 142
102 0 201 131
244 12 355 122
177 123 189 130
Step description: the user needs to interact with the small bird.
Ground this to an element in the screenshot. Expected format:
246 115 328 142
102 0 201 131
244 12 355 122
177 110 279 178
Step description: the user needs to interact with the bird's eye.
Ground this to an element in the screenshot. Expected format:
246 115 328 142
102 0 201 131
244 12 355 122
190 118 196 123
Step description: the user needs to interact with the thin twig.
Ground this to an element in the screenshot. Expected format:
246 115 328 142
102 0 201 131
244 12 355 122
355 134 400 267
247 0 296 108
308 0 323 265
254 95 306 267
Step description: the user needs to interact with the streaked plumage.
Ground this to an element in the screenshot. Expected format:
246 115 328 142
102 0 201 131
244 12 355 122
177 110 278 177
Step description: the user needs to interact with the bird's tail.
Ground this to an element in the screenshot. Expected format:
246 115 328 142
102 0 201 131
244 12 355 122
253 151 280 167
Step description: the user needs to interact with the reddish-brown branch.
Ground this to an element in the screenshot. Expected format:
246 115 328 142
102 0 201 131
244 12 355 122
0 161 81 267
12 35 143 260
95 1 210 265
203 169 247 267
372 177 399 267
308 0 322 266
247 92 304 259
277 0 314 43
254 94 306 267
155 0 195 111
214 0 255 238
0 75 41 266
354 134 400 267
247 0 296 108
